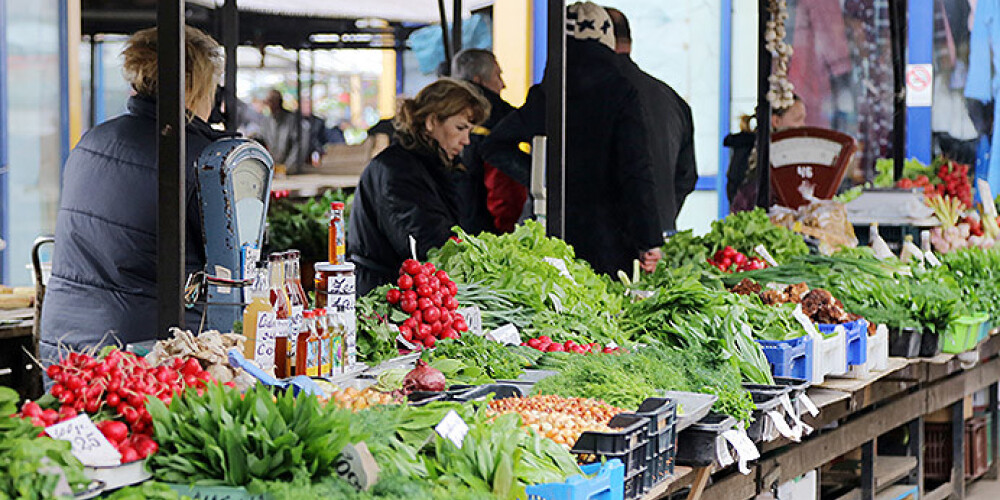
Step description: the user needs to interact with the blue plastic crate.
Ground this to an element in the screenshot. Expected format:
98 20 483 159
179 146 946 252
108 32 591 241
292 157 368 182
756 335 813 380
526 459 625 500
819 320 868 366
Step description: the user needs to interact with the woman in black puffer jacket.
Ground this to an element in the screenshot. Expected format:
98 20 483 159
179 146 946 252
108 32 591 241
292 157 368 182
348 79 490 295
40 26 229 361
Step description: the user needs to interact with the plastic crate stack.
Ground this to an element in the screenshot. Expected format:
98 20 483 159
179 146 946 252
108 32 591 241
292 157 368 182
571 414 650 499
526 459 625 500
629 397 677 492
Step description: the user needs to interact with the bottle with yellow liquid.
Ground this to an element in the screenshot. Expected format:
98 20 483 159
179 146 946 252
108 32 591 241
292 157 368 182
242 262 277 372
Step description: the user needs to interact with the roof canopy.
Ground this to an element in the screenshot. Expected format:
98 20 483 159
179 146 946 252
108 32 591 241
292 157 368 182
188 0 492 24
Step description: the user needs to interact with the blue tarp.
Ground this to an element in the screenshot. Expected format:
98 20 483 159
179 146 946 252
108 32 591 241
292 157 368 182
408 14 493 75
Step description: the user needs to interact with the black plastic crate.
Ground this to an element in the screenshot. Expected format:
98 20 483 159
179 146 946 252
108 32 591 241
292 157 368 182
572 414 649 497
629 397 678 490
889 326 921 357
920 330 942 357
677 413 736 466
450 383 525 402
743 386 789 443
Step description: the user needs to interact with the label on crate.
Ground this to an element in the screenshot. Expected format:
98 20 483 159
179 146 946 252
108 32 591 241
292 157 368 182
716 435 734 467
792 305 821 338
722 429 760 475
767 410 798 441
46 414 122 467
435 410 469 448
799 394 820 417
779 394 809 439
336 442 379 491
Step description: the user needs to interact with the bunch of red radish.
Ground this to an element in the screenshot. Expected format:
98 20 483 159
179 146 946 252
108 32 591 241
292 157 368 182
386 259 468 349
707 246 768 273
522 336 623 354
16 349 229 463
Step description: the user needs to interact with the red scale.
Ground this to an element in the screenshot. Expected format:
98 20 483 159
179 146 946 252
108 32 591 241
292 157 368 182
769 127 858 209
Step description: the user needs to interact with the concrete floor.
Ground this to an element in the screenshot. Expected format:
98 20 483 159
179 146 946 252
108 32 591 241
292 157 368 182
967 476 1000 500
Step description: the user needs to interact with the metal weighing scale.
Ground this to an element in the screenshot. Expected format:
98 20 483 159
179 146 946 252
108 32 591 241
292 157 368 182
191 138 274 332
769 127 858 209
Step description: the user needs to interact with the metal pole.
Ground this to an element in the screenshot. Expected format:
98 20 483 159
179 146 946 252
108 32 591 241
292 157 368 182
0 0 8 283
890 0 907 181
861 440 875 500
295 50 303 172
437 0 453 73
156 0 186 337
222 0 238 132
545 0 565 238
89 38 97 128
951 401 966 498
452 0 463 54
754 0 772 208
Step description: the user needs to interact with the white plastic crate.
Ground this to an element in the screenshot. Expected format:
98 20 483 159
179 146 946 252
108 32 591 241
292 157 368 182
776 470 817 500
845 324 888 379
810 327 847 382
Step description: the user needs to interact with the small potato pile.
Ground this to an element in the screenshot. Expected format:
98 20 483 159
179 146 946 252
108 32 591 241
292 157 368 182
487 395 624 448
325 386 402 411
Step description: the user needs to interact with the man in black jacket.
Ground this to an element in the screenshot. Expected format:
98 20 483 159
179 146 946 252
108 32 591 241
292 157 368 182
481 2 662 276
451 49 519 234
606 7 698 235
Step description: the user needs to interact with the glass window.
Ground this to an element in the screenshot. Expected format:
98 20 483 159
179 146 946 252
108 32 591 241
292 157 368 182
5 0 61 286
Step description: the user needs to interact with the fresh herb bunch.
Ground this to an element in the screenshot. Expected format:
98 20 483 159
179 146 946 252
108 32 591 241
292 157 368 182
429 221 625 343
662 209 809 269
147 383 353 486
266 189 353 262
357 284 403 366
424 335 536 381
939 248 1000 319
0 387 90 499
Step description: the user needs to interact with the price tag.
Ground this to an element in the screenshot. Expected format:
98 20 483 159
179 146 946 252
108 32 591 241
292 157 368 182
215 265 232 295
979 180 997 219
46 414 122 467
722 429 760 475
336 442 380 491
754 245 779 267
799 393 820 417
456 307 483 337
254 311 278 371
242 245 261 303
435 410 469 448
767 410 798 441
716 435 734 467
409 235 418 261
924 251 942 267
486 324 522 345
543 257 578 284
792 304 821 338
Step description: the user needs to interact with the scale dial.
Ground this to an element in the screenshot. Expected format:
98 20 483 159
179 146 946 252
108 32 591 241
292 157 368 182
231 158 270 246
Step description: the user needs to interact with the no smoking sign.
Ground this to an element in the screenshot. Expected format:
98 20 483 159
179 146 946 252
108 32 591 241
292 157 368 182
906 63 933 107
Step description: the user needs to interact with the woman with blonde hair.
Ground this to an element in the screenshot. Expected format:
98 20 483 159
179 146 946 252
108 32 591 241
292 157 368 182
40 26 230 360
348 78 490 295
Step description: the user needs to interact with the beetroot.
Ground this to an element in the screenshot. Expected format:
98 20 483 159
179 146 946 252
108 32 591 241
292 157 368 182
403 359 446 393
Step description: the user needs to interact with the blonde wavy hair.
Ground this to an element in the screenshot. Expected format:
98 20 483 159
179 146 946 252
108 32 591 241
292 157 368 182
394 78 490 166
121 25 224 115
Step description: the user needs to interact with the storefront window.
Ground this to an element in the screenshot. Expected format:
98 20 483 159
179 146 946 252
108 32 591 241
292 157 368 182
5 0 61 286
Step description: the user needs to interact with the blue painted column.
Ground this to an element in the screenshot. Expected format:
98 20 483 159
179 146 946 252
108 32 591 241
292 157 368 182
57 0 70 167
532 0 546 84
93 40 105 125
906 0 933 164
717 0 732 218
0 0 8 283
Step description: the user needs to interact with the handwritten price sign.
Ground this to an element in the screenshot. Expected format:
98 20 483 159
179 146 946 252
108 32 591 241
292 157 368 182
46 414 121 467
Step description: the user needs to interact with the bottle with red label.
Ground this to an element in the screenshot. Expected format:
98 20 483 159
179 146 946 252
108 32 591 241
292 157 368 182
284 250 307 376
267 253 292 378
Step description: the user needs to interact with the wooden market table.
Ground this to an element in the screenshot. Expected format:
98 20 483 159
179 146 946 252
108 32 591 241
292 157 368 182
0 307 41 399
643 334 1000 500
271 174 358 199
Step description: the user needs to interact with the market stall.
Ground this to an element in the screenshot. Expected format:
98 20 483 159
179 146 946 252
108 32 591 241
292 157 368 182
7 192 1000 499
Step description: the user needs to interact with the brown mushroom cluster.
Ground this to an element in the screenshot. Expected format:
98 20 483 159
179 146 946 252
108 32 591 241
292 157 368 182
730 279 863 326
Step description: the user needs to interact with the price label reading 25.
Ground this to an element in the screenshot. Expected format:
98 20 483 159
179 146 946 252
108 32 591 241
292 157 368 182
45 414 122 467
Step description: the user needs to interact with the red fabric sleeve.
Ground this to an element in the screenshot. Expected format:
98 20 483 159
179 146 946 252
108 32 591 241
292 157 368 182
484 161 528 233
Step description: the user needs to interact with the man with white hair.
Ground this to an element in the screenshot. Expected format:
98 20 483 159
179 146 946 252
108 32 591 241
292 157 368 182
451 49 525 234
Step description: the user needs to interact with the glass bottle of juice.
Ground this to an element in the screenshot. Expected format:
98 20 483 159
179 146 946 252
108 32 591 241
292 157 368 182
315 308 332 376
297 309 315 376
306 310 323 376
328 202 346 264
284 251 306 376
268 253 292 378
242 262 277 371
